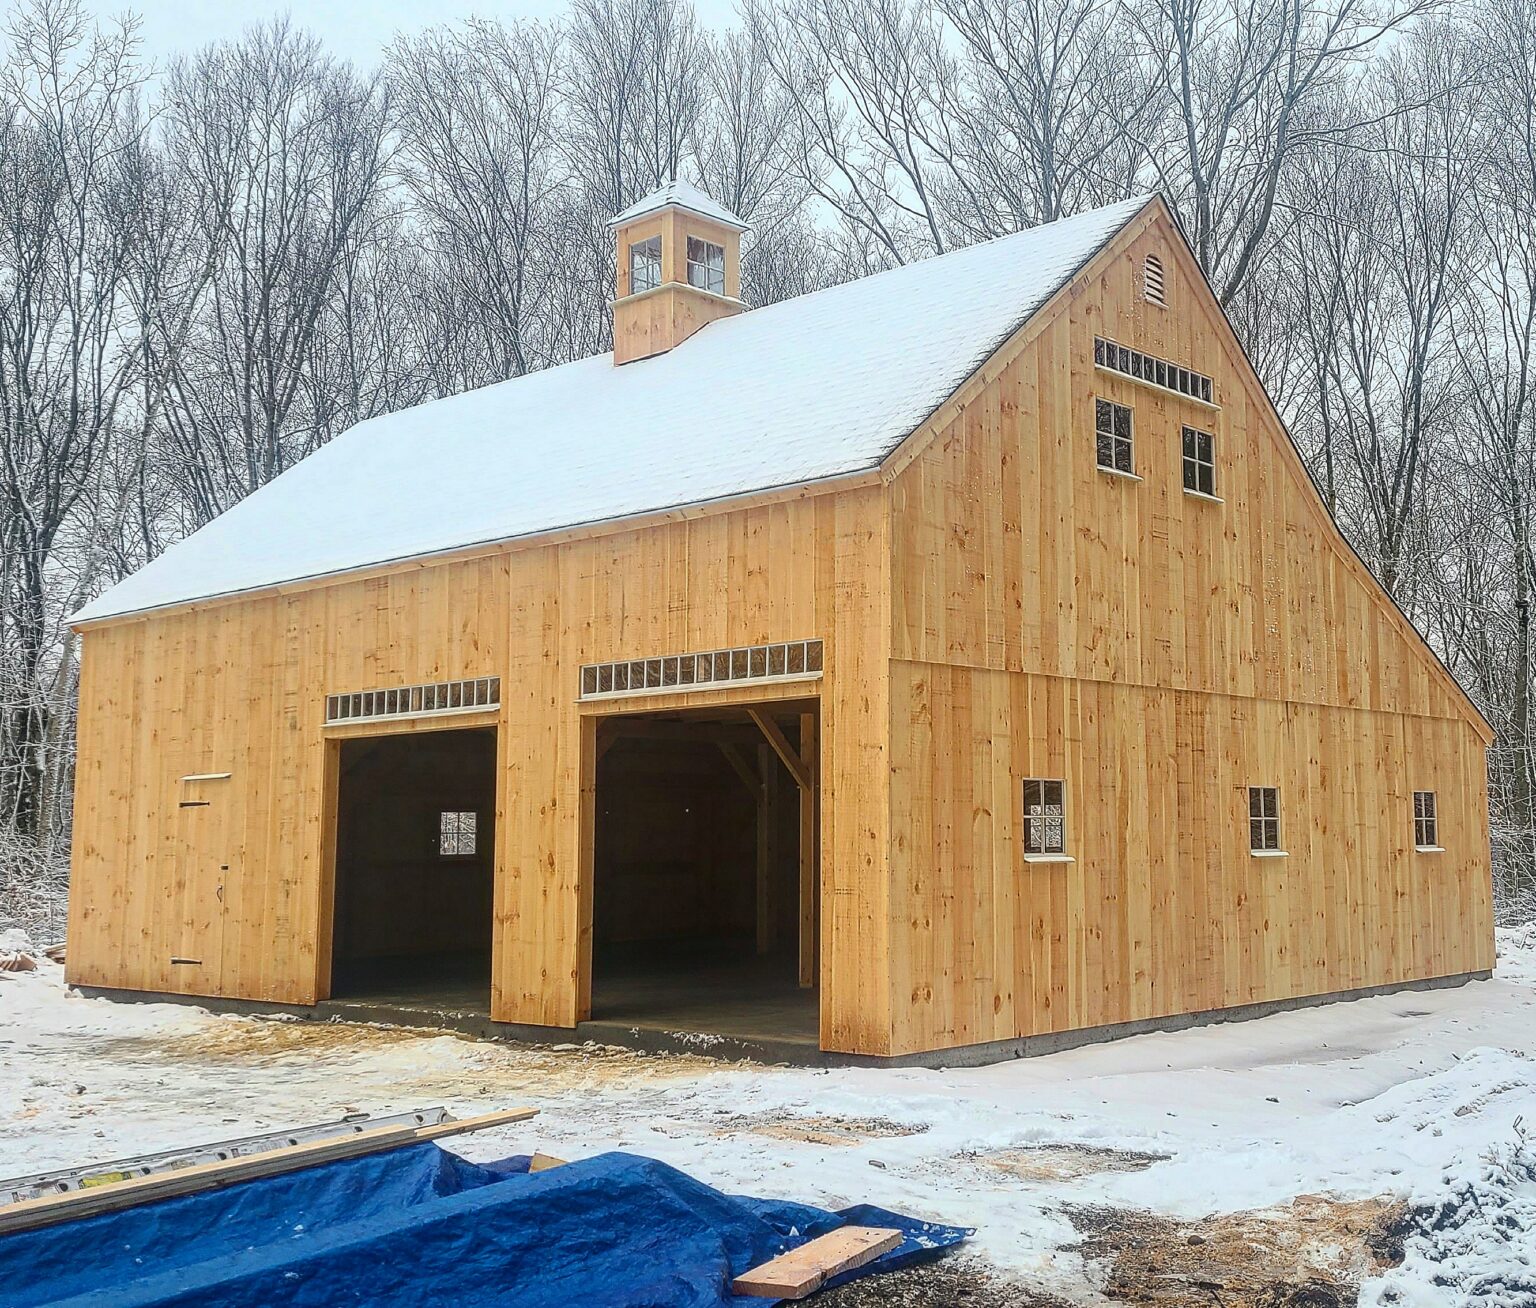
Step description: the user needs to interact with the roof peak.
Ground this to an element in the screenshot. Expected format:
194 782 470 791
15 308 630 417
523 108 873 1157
610 179 750 232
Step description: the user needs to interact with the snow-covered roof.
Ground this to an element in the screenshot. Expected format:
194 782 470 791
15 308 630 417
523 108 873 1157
609 179 750 232
73 196 1152 625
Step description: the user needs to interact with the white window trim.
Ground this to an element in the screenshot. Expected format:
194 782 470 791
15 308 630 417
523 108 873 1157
1415 845 1446 854
1183 488 1224 504
1099 466 1142 483
1250 849 1290 859
1093 364 1221 412
1023 853 1076 865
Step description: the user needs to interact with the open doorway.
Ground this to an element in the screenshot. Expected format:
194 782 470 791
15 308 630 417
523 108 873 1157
589 700 818 1043
329 726 496 1010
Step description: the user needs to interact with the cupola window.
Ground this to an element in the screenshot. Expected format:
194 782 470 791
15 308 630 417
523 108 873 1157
629 236 662 294
687 236 726 294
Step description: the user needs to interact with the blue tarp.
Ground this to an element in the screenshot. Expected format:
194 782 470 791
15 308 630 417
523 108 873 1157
2 1144 968 1307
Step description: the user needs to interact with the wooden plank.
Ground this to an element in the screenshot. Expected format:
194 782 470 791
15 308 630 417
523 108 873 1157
0 1110 539 1236
747 708 811 792
731 1225 902 1299
528 1152 567 1172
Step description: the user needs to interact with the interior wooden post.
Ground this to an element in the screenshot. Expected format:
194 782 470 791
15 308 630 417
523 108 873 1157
757 742 774 955
798 710 818 988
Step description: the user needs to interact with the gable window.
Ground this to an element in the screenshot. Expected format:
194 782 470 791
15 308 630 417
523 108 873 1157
439 810 477 858
629 236 662 294
687 236 725 294
1144 253 1166 307
1414 791 1440 850
1248 787 1283 854
1095 398 1135 475
1182 425 1216 497
1022 779 1067 856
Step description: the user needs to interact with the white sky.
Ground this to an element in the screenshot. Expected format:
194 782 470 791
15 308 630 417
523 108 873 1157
123 1 744 66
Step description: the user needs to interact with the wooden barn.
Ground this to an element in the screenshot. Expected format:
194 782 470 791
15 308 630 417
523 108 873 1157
65 185 1496 1062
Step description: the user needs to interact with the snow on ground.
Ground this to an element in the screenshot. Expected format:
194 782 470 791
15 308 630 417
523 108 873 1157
3 931 1534 1303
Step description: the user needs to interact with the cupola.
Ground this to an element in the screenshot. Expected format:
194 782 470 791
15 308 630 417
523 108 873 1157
609 180 749 364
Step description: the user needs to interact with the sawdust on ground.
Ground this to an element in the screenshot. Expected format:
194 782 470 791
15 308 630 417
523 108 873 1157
977 1142 1170 1183
714 1111 929 1146
92 1014 723 1091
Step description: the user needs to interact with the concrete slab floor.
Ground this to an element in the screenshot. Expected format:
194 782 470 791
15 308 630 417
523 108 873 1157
323 945 820 1052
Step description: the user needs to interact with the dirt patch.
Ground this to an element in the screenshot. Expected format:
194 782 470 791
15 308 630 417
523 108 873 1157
716 1111 928 1147
819 1255 1068 1306
978 1143 1169 1183
1069 1193 1409 1307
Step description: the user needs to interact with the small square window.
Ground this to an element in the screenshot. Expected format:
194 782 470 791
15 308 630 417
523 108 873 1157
629 235 662 294
1248 787 1280 852
1414 791 1439 848
1022 779 1066 855
1182 425 1216 497
1095 398 1134 474
439 810 477 857
687 236 725 294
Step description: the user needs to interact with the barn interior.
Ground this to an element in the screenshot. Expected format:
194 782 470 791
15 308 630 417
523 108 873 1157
328 727 496 1004
590 700 819 1045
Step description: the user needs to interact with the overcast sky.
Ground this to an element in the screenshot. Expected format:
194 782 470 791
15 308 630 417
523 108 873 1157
124 1 743 65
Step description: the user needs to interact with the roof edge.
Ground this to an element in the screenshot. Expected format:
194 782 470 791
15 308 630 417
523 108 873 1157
70 466 885 631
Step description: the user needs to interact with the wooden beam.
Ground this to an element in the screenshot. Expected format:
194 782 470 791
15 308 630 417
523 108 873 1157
717 743 761 797
594 731 617 765
731 1226 902 1300
798 710 818 989
747 709 811 792
0 1109 538 1236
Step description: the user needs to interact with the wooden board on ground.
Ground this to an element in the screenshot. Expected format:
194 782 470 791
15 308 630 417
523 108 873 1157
731 1225 902 1299
528 1152 567 1172
0 1108 537 1237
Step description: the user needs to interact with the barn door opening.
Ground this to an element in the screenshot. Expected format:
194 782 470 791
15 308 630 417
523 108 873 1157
328 726 496 1011
588 699 819 1044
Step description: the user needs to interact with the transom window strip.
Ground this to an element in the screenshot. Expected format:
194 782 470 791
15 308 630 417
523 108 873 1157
1022 778 1066 855
1249 786 1281 851
1414 790 1439 848
325 676 500 725
1094 336 1213 405
581 639 823 699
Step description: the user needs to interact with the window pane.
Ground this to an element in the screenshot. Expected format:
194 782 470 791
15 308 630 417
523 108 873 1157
1115 440 1133 473
1113 404 1132 439
1184 460 1197 490
1096 398 1111 432
1097 433 1114 467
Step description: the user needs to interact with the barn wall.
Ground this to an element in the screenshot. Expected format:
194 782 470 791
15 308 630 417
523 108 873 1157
66 485 893 1054
884 209 1495 1055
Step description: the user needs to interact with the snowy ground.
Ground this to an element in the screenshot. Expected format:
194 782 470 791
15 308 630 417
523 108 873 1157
3 929 1534 1304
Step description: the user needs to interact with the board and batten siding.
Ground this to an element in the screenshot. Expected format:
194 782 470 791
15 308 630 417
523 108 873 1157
66 486 895 1055
882 209 1495 1056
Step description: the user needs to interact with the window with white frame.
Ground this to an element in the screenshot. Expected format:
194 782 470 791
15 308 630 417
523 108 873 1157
1095 398 1134 475
1249 787 1280 852
439 810 477 858
1414 791 1439 849
1022 779 1066 855
629 236 662 294
686 236 725 294
1182 425 1216 497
